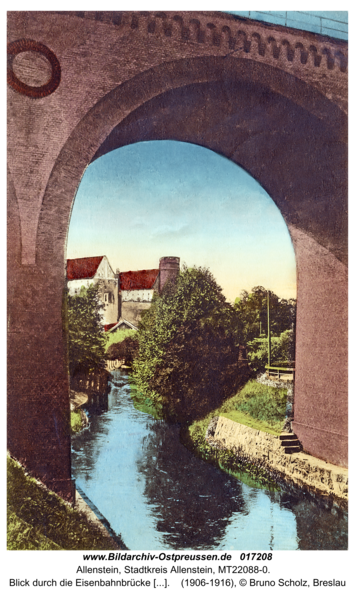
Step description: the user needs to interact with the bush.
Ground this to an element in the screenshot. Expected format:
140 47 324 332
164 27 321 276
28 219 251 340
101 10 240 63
151 321 249 422
106 336 139 365
247 330 295 374
67 284 106 377
70 410 83 434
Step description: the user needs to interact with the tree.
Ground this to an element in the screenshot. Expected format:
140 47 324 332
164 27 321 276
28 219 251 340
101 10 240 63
234 286 296 345
133 266 248 422
67 284 106 377
247 330 295 374
151 320 248 422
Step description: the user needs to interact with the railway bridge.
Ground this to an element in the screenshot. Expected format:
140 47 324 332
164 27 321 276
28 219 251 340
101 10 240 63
7 11 347 500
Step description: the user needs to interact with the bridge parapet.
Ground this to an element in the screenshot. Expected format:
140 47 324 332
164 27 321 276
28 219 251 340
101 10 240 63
54 10 347 112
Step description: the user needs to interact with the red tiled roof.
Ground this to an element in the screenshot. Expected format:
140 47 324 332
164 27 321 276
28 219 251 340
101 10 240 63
120 269 159 291
104 322 118 332
67 256 104 280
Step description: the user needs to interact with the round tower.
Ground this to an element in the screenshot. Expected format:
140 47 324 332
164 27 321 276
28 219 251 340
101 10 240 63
159 256 180 293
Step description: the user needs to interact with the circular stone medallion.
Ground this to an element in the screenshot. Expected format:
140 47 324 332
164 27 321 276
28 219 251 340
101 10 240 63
7 39 61 98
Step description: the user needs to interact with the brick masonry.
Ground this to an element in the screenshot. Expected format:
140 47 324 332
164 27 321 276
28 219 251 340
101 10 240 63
7 11 347 499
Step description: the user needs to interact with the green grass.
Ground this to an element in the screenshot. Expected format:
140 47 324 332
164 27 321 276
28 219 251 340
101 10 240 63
7 456 118 550
70 410 84 434
233 379 287 425
219 410 284 436
188 380 286 449
105 328 136 351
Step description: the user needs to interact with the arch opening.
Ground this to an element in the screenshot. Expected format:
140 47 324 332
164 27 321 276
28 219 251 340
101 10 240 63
67 140 297 306
46 68 347 468
36 62 347 269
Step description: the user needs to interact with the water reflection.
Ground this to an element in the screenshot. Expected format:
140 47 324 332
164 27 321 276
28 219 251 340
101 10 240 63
136 418 248 549
71 370 347 550
281 494 347 550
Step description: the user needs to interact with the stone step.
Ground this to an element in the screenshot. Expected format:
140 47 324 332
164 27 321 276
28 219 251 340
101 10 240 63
284 447 302 454
281 439 302 447
279 431 302 454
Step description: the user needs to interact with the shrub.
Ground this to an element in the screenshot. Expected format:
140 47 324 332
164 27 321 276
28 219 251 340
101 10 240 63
67 284 106 377
106 336 139 365
70 410 83 434
247 330 295 374
151 321 249 422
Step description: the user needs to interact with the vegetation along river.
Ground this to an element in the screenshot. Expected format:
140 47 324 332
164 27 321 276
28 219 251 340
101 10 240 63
71 370 347 550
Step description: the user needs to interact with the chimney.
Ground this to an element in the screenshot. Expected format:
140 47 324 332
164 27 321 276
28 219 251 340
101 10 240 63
159 257 180 293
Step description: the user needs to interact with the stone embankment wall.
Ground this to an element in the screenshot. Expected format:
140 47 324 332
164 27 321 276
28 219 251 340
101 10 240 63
208 417 348 507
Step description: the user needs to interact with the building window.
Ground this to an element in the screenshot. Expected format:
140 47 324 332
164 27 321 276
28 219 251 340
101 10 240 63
104 292 114 303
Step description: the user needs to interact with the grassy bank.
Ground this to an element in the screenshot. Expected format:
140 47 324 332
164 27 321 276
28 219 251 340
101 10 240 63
105 328 136 351
131 376 285 490
7 456 118 550
189 379 286 441
181 380 287 490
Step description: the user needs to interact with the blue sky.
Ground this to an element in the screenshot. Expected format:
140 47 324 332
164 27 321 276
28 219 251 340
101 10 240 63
67 141 296 302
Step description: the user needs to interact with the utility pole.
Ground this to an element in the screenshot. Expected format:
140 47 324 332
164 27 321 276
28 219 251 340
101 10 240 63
267 290 271 368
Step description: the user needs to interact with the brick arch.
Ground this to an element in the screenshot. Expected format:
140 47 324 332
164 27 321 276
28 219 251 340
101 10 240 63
36 57 346 470
36 55 346 267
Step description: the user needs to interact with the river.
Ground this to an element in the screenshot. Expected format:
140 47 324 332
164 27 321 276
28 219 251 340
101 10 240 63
71 369 347 550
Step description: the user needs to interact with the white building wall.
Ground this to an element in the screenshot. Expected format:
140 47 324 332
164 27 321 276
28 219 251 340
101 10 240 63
121 289 154 302
95 256 115 280
67 279 93 294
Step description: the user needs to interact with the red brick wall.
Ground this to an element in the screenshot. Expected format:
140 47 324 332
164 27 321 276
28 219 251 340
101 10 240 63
7 12 348 499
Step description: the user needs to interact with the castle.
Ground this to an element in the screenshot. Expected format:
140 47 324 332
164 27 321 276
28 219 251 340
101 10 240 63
67 256 180 327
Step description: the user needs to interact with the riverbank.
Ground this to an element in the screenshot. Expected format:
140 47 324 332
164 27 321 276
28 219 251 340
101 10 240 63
132 379 287 488
133 378 348 508
186 416 348 510
7 456 124 550
70 390 89 434
72 368 347 550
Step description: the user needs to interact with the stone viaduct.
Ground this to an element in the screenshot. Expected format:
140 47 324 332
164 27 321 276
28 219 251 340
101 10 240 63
7 11 347 501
